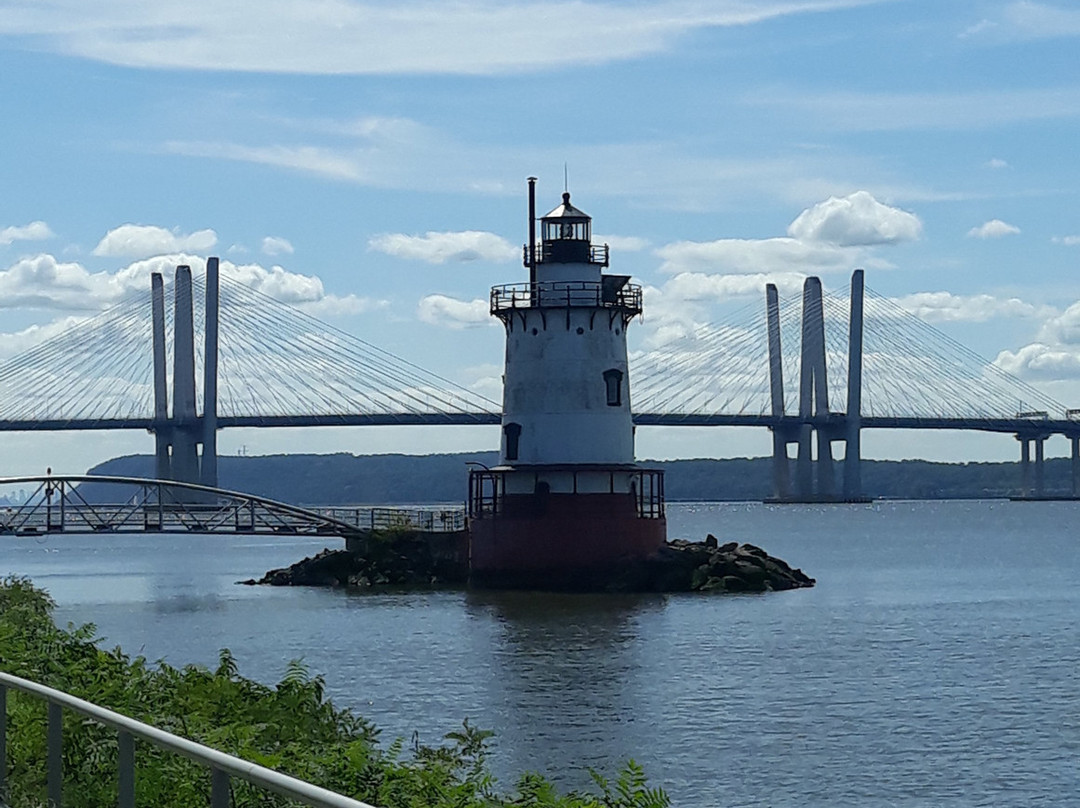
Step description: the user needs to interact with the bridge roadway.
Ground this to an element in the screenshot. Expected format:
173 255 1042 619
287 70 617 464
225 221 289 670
2 412 1079 437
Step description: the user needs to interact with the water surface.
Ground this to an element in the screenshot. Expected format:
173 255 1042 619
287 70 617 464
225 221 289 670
3 500 1078 806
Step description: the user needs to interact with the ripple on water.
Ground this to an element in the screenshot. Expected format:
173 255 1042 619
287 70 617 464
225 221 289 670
6 500 1080 807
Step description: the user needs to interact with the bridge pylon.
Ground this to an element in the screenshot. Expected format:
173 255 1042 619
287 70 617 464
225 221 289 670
150 259 221 495
768 270 866 503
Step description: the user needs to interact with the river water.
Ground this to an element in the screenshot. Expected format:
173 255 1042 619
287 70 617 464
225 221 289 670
2 500 1078 807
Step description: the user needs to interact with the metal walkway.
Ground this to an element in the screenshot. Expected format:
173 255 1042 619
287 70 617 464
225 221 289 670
0 475 368 538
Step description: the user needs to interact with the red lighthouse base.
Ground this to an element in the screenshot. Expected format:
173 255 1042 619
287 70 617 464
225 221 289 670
468 490 667 590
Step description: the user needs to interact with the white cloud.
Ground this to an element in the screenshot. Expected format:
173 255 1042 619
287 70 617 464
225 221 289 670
0 316 88 360
595 234 650 252
787 191 922 246
634 272 807 352
657 236 877 275
161 112 925 213
417 294 492 329
0 254 125 311
656 192 915 276
889 291 1054 323
967 219 1021 239
0 221 54 246
992 298 1080 384
747 86 1080 132
985 158 1009 169
959 18 997 38
964 2 1080 41
0 0 878 75
93 224 218 258
298 294 389 317
1052 235 1080 246
261 236 294 256
461 362 503 403
0 251 375 314
994 343 1080 381
1035 300 1080 345
370 231 517 264
165 140 369 182
663 271 807 302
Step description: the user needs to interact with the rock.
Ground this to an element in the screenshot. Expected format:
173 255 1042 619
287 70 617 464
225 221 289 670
625 539 815 594
246 530 814 595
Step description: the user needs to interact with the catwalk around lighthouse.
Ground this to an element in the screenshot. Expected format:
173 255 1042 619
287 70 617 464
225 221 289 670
468 179 666 588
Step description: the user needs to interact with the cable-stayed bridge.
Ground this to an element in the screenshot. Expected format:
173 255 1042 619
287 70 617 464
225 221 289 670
633 271 1079 500
1 259 1077 502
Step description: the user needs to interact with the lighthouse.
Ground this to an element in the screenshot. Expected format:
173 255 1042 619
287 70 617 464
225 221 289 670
468 178 666 588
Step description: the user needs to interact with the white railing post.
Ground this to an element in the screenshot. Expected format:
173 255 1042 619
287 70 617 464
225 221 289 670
118 729 135 808
211 767 230 808
48 701 62 807
0 672 381 808
0 682 7 798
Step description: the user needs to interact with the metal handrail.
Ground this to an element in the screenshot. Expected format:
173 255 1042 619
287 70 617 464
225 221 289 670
0 475 365 539
490 281 642 315
0 671 379 808
312 505 467 533
523 243 609 267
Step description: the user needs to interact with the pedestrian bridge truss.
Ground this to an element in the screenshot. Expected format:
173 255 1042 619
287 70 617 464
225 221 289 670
0 475 364 538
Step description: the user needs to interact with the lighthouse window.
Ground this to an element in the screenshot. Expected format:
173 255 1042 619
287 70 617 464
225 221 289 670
603 369 623 407
503 422 522 461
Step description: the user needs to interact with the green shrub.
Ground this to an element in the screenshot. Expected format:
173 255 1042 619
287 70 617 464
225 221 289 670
0 576 668 808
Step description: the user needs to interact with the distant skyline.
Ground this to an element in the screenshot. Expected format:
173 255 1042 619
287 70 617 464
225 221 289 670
1 0 1079 475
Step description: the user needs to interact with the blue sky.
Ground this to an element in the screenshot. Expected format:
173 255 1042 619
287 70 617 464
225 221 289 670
1 0 1079 474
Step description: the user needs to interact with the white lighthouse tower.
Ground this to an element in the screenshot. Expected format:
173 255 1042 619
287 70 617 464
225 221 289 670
468 178 666 588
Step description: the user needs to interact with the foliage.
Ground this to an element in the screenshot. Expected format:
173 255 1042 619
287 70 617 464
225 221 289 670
0 577 668 808
86 451 1073 505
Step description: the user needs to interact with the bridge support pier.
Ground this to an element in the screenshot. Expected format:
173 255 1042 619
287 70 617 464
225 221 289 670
768 270 867 503
151 274 170 481
1072 437 1080 499
766 283 792 500
201 257 220 489
1018 437 1031 497
842 270 864 501
1035 437 1045 497
170 265 201 487
795 277 837 500
1017 434 1049 498
147 262 221 495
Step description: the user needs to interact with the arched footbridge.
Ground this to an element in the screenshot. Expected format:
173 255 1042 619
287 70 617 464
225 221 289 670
0 476 464 538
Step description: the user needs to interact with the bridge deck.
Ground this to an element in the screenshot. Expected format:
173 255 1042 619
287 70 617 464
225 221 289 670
2 412 1079 436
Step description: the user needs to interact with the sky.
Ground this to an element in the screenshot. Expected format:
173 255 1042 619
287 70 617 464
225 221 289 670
1 0 1079 475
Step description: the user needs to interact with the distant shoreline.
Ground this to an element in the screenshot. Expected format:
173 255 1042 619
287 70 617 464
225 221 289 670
61 451 1078 506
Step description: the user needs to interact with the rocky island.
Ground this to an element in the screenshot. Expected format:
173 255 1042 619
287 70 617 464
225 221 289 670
242 532 814 594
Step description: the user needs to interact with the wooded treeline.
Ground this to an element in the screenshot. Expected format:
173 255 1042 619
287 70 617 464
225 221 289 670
78 452 1075 504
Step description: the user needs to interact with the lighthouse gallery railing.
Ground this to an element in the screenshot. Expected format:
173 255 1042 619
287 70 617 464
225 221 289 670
468 467 664 520
490 281 642 315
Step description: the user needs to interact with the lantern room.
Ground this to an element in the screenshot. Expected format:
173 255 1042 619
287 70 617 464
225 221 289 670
536 192 608 267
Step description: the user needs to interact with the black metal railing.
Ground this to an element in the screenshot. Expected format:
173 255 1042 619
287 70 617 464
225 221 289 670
523 243 609 267
490 281 642 316
467 467 664 520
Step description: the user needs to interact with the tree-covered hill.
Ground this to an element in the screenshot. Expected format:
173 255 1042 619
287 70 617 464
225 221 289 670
80 452 1073 504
